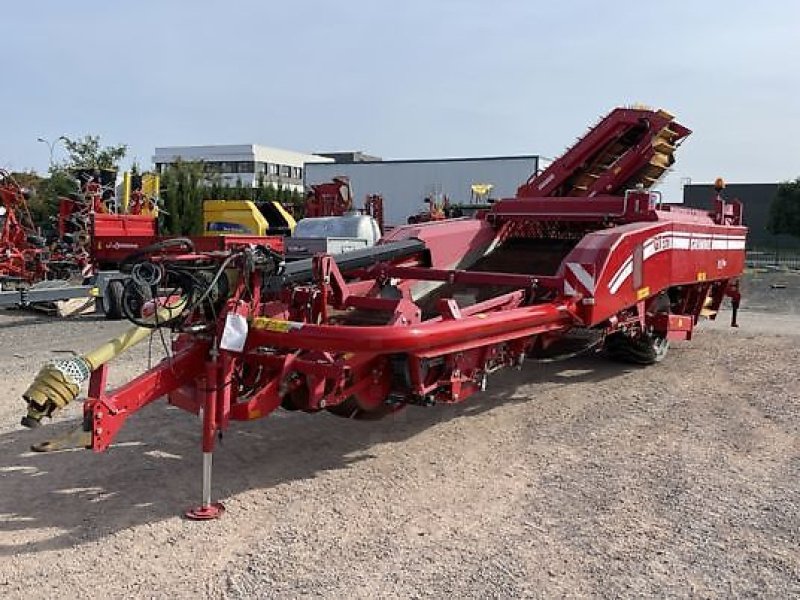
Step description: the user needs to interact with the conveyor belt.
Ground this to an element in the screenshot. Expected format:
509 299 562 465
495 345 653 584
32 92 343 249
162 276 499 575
263 238 427 292
518 107 690 198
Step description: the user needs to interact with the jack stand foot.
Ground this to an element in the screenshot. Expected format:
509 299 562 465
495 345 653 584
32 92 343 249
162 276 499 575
186 451 223 520
185 502 225 520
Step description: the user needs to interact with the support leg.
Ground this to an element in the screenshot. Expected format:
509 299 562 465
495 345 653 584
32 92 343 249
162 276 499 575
186 356 225 520
186 452 224 520
726 280 741 328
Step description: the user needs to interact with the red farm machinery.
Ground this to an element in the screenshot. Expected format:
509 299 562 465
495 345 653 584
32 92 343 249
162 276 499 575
304 175 385 233
21 107 746 519
0 170 55 286
0 170 96 308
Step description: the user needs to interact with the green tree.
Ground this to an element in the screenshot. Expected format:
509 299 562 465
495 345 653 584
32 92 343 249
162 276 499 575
231 177 241 200
160 159 206 235
59 135 128 170
767 177 800 239
10 134 126 231
208 179 223 200
262 182 277 203
274 185 286 204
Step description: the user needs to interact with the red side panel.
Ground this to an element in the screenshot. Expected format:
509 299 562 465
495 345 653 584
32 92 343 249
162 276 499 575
93 213 157 237
191 235 284 253
92 214 159 263
92 214 283 264
562 220 747 325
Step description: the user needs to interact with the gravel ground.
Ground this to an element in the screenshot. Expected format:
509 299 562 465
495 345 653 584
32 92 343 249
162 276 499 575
0 274 798 599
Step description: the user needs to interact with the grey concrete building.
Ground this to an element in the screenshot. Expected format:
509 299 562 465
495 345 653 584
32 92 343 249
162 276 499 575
304 154 542 226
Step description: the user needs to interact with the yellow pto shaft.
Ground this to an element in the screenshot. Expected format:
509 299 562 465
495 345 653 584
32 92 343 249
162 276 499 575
21 304 182 428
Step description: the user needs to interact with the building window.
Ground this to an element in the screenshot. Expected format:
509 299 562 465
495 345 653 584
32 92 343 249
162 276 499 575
255 162 266 175
237 161 255 173
267 163 279 176
292 167 302 179
280 165 291 177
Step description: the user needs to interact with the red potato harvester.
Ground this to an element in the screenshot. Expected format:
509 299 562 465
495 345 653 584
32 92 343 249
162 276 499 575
21 107 746 519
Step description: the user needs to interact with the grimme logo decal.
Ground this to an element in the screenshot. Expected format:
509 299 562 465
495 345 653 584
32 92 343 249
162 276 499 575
689 238 712 250
106 241 140 250
652 236 671 251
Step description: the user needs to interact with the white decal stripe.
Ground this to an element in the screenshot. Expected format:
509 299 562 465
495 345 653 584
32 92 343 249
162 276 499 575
608 256 632 291
609 261 633 294
569 263 595 294
608 231 747 294
605 231 747 294
564 280 576 296
711 240 728 250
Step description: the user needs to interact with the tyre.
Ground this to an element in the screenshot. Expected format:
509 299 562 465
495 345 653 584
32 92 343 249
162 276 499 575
604 331 669 365
103 279 125 320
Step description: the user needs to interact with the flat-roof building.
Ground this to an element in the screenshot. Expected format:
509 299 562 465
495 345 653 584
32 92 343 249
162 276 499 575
152 144 333 192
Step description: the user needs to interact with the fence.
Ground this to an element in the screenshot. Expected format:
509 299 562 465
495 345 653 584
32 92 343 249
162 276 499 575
746 250 800 270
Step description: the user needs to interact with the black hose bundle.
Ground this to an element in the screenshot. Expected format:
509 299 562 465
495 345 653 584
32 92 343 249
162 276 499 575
118 244 283 330
120 258 230 329
119 238 195 271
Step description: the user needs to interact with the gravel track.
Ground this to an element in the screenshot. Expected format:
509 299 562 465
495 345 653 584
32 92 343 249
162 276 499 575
0 274 798 598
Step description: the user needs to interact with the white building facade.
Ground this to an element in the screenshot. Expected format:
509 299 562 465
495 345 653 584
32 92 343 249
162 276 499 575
153 144 333 192
304 155 542 226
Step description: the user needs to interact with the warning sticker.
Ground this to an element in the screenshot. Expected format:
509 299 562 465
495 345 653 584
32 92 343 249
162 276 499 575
252 317 304 333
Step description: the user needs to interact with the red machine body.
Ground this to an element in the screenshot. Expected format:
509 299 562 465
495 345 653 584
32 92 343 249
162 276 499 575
90 212 284 267
27 107 747 517
304 176 354 218
303 176 385 233
0 170 50 284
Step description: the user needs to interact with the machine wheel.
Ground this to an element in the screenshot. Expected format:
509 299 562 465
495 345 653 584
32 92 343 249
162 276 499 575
605 293 672 366
604 331 669 365
605 333 669 365
103 280 125 320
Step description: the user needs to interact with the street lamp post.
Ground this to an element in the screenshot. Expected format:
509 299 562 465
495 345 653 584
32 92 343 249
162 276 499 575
36 135 67 169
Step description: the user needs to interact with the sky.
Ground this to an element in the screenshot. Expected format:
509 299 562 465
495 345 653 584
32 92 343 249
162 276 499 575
2 0 799 201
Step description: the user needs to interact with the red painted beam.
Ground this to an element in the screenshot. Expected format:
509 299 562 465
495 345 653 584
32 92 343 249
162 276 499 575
247 302 577 354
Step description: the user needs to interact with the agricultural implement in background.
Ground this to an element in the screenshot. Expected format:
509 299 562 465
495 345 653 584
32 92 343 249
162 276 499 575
303 176 385 233
87 175 383 318
0 169 51 286
407 191 456 224
0 170 94 308
21 107 746 519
